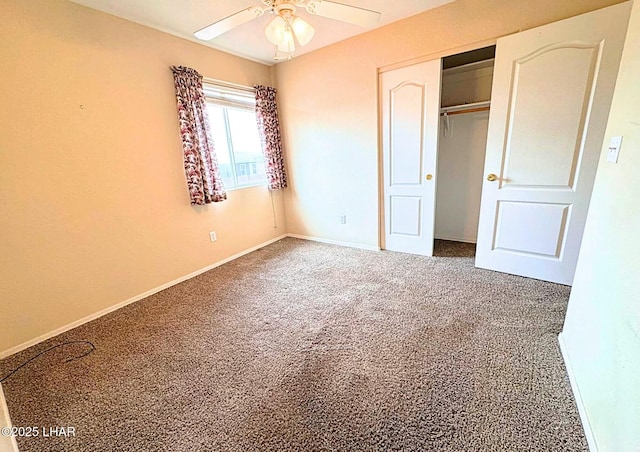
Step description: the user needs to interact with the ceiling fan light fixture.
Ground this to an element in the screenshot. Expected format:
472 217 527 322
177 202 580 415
291 16 315 46
265 9 304 60
194 1 381 61
265 15 287 46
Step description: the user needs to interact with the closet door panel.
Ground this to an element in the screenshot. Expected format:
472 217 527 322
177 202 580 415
390 83 425 185
475 2 631 285
503 45 598 188
381 60 441 256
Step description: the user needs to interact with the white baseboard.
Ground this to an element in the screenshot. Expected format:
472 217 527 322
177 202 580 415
558 332 598 452
0 235 288 360
0 384 19 452
286 233 380 251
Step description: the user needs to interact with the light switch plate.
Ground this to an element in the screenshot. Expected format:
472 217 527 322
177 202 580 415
607 135 623 163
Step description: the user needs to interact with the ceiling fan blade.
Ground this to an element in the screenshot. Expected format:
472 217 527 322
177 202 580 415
194 6 265 41
305 1 381 28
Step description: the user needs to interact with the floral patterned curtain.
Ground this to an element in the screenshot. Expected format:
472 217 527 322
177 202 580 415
254 85 287 190
171 66 226 205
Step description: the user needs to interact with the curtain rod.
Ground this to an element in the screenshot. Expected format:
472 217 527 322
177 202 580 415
203 77 256 93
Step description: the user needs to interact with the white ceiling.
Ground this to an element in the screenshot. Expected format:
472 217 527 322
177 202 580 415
69 0 455 65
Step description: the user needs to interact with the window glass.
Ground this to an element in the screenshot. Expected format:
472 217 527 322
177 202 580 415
227 108 267 187
203 83 267 190
207 105 235 188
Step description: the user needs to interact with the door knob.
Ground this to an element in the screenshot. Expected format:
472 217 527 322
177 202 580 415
426 174 433 180
487 173 498 182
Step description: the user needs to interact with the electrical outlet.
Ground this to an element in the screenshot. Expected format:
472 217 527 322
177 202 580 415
339 215 347 225
209 231 217 242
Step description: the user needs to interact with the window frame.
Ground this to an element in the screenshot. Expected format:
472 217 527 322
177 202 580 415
202 80 267 191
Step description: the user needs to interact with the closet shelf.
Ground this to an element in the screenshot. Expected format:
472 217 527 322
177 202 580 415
440 100 491 116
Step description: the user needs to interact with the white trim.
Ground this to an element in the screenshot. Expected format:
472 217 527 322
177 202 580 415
286 233 380 251
0 235 288 360
558 332 599 452
0 383 19 452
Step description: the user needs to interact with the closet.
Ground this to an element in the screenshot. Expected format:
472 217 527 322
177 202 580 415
434 47 495 248
380 0 629 284
380 47 496 257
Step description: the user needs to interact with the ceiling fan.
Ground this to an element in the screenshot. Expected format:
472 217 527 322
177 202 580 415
194 0 381 60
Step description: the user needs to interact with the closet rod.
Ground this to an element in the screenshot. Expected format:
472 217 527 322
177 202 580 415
440 100 491 116
440 106 490 116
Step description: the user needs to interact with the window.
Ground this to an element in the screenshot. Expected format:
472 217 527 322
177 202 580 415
203 82 267 189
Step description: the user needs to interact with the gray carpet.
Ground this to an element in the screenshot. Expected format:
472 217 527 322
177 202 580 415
433 239 476 257
0 238 586 451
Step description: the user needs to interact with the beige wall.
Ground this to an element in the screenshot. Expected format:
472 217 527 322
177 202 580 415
275 0 625 248
561 0 640 449
0 0 285 354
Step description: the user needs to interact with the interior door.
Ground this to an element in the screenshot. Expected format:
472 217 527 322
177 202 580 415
381 60 441 255
475 2 631 285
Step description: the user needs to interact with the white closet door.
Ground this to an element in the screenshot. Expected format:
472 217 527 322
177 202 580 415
475 2 631 285
381 60 441 256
